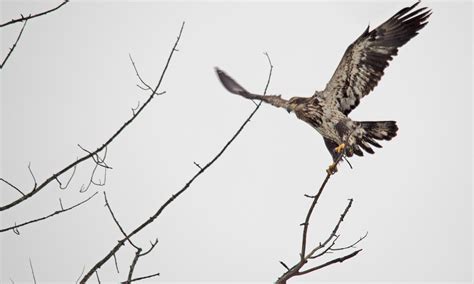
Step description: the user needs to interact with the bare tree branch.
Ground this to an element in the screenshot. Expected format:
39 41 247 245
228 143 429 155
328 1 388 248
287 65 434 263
55 160 77 190
300 153 345 259
125 248 142 283
27 162 37 190
103 191 139 250
140 238 159 257
129 54 154 92
80 32 274 283
75 266 85 284
29 258 37 284
113 253 120 274
330 231 368 252
275 151 363 283
0 192 98 233
0 1 68 28
0 18 178 211
123 272 160 283
79 21 186 283
297 249 362 276
1 178 25 196
0 20 27 69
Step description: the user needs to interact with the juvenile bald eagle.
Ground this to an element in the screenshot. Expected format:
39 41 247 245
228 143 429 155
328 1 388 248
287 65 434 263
216 2 431 174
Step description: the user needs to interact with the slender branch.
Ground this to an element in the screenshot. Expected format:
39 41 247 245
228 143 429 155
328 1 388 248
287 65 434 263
0 20 27 69
95 270 101 283
300 152 344 259
0 192 98 233
55 161 77 190
140 238 159 257
306 198 353 259
330 231 368 251
27 162 37 190
0 0 68 28
29 258 36 284
103 191 140 250
124 272 160 283
75 266 85 284
298 249 362 276
129 54 154 92
125 248 143 283
113 253 120 274
1 178 25 196
275 151 362 283
80 45 273 283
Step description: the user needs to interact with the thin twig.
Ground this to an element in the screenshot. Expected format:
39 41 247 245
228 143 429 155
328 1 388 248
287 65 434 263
0 178 25 196
300 152 344 259
297 249 362 276
95 270 101 283
29 258 36 284
0 192 98 233
306 199 353 259
12 224 19 235
80 32 273 283
124 272 160 283
27 162 37 190
103 191 140 250
129 54 154 92
0 20 27 69
193 161 202 170
140 238 159 257
275 150 362 283
0 0 68 28
125 248 143 283
75 266 85 284
131 101 141 116
330 231 368 251
55 161 77 190
113 253 120 274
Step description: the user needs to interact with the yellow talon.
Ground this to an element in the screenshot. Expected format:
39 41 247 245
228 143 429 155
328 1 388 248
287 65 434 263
334 143 346 153
326 163 338 175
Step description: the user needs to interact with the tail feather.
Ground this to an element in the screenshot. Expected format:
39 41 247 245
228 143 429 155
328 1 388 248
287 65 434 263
356 121 398 154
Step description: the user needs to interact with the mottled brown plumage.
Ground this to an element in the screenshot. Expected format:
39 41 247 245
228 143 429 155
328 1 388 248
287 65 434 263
216 2 430 169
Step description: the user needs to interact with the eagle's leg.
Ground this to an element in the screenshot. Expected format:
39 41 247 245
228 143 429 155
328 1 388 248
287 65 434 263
323 138 342 175
334 143 346 153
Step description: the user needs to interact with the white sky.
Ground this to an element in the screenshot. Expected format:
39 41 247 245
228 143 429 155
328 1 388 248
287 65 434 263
1 0 472 283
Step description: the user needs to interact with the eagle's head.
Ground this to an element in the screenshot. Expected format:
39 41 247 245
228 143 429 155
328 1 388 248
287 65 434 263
287 97 307 113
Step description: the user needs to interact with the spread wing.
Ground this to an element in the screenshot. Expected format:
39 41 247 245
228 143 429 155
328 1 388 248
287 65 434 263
215 67 289 109
318 1 431 115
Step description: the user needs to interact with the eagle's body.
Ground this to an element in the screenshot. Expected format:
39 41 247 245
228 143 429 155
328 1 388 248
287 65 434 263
216 2 431 171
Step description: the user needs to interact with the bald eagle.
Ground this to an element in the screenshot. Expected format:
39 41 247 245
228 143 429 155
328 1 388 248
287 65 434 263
216 1 431 173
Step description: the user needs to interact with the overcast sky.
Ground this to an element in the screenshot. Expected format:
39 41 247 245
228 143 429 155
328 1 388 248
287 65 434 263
1 0 472 283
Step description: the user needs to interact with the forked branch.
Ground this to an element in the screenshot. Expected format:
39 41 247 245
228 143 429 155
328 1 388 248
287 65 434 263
276 152 364 283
